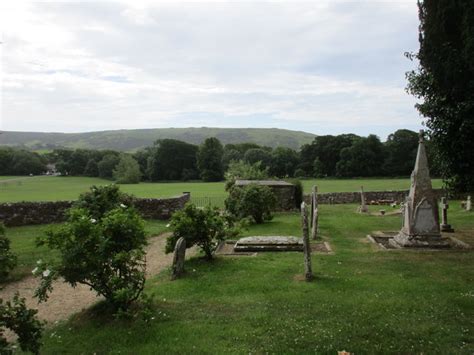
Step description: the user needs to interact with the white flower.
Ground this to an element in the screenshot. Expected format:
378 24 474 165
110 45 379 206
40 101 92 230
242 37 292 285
166 224 171 228
36 260 42 265
120 203 127 208
90 218 97 223
32 267 38 274
42 269 51 277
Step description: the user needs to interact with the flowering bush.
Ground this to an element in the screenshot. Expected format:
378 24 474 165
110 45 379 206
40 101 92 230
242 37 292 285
0 293 43 354
165 204 241 260
0 223 17 282
35 186 147 311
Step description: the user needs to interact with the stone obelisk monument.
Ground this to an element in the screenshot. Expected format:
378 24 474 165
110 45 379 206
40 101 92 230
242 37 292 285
390 130 449 248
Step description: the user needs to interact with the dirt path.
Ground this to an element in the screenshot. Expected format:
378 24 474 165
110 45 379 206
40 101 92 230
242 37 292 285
0 233 196 325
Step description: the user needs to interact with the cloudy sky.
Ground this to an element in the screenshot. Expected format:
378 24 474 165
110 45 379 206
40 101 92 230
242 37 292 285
0 1 423 139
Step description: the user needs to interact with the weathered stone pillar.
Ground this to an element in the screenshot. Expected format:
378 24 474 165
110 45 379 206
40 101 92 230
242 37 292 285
301 202 313 281
466 196 472 212
311 186 319 240
358 186 369 213
170 237 186 280
440 197 454 232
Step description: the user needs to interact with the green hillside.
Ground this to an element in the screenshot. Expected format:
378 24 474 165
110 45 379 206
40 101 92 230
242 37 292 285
0 127 316 151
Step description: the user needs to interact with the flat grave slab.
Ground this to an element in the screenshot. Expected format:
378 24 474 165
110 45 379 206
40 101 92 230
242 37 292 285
367 231 471 250
234 236 303 252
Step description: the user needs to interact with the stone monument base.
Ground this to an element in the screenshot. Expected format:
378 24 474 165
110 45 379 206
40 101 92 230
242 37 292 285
440 224 454 233
389 232 451 249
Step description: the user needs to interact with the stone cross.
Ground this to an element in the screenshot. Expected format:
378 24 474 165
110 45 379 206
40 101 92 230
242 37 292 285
440 197 454 232
301 202 313 281
358 186 369 213
311 186 319 240
170 237 186 280
467 196 472 212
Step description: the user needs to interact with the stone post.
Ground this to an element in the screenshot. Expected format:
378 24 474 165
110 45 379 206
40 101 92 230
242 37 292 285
467 196 472 212
301 202 313 281
440 197 454 232
311 186 319 240
358 186 369 213
170 237 186 280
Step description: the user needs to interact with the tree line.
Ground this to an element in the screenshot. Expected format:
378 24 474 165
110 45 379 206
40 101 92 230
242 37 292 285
0 129 438 182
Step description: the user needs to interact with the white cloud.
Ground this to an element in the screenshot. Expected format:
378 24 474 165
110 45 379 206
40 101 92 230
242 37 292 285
0 0 422 138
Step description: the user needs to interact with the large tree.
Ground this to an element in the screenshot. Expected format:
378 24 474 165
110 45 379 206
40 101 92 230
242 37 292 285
406 0 474 192
197 137 224 182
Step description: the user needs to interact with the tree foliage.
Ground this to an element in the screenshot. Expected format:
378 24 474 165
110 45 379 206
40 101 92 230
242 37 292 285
0 293 43 354
406 0 474 192
0 224 17 282
113 154 141 184
197 137 225 182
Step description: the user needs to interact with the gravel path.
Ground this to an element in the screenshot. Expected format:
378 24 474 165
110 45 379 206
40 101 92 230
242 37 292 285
0 233 196 325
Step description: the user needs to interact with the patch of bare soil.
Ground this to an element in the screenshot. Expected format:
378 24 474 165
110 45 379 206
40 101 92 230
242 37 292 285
0 233 197 326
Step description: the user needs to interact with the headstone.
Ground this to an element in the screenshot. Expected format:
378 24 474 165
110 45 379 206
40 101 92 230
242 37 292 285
311 186 319 240
391 131 449 248
440 197 454 232
466 196 472 212
358 186 369 213
301 202 313 281
170 237 186 280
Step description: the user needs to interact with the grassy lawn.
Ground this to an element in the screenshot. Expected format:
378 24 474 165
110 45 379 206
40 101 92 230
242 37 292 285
4 220 168 282
25 202 473 354
0 176 443 203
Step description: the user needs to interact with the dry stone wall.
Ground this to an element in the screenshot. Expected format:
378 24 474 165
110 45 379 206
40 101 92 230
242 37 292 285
303 189 447 205
0 193 190 227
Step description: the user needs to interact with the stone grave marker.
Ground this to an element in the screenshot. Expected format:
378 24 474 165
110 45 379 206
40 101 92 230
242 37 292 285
467 196 472 212
170 237 186 280
440 197 454 232
301 202 313 281
358 186 369 213
311 186 319 240
390 130 449 248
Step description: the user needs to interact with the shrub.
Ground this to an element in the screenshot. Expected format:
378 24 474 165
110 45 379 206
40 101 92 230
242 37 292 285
0 224 17 282
224 160 269 191
0 293 43 354
294 168 306 178
166 204 239 260
225 184 277 224
35 186 147 311
74 185 133 220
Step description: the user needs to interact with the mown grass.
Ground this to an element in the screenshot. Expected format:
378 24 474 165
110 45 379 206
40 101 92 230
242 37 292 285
0 176 443 203
4 220 168 282
27 202 473 354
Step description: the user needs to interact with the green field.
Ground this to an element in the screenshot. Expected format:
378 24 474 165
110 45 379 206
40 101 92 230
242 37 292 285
0 176 443 203
7 203 472 354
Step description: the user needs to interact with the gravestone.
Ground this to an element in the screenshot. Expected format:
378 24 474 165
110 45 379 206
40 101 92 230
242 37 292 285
466 196 472 212
311 186 319 240
357 186 369 213
301 202 313 281
170 237 186 280
234 236 303 252
390 131 449 248
440 197 454 232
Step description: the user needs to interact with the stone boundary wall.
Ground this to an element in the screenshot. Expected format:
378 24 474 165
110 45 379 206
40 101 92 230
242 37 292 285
303 189 453 205
0 193 190 227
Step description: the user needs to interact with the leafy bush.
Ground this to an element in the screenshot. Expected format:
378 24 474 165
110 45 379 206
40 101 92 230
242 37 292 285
294 168 306 178
0 293 43 354
225 184 277 224
74 185 133 220
36 186 147 311
166 204 239 260
0 224 17 282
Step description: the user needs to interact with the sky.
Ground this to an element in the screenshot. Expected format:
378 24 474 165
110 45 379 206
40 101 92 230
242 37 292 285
0 0 424 139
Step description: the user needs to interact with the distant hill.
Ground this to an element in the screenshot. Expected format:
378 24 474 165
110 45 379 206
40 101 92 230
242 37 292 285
0 127 316 151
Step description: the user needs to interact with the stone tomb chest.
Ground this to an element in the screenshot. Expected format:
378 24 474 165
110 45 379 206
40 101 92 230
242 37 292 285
234 180 296 211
